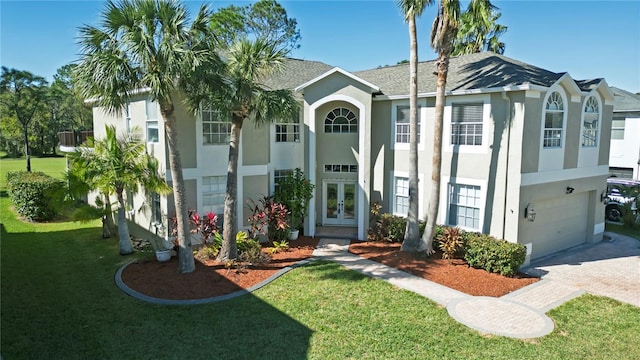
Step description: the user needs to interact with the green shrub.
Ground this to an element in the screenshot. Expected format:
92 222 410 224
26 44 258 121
620 201 639 229
6 171 65 221
464 234 526 276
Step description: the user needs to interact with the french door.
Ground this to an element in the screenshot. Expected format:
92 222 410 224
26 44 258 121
323 180 357 225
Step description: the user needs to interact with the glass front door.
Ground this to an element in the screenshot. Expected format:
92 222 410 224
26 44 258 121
323 181 357 225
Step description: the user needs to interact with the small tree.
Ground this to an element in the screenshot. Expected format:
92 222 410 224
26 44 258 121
273 168 315 231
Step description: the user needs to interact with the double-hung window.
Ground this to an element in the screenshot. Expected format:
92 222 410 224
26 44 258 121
393 176 409 216
202 176 226 215
611 118 625 140
146 100 159 143
451 103 483 146
275 114 300 142
448 183 481 230
395 106 421 144
202 106 231 145
543 92 564 148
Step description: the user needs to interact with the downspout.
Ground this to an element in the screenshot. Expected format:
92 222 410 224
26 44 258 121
501 91 512 240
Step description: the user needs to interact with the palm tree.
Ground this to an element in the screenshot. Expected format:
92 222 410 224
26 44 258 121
397 0 434 252
184 38 298 260
67 125 171 254
452 0 506 56
420 0 460 254
74 0 223 273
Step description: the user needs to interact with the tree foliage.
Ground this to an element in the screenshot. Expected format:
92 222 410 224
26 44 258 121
0 67 48 170
209 0 301 51
452 0 506 56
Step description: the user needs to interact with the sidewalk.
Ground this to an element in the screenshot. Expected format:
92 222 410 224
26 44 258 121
313 234 640 339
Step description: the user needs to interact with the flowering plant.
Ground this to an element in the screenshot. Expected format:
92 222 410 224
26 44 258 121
170 210 220 246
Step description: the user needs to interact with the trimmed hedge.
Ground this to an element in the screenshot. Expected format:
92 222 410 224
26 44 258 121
6 171 65 221
464 234 527 276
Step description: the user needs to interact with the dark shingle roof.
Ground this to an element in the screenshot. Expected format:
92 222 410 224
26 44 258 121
610 86 640 112
264 58 334 90
353 52 569 96
267 52 605 98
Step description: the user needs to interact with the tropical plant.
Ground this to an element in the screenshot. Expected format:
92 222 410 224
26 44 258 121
74 0 223 273
273 168 315 231
438 226 463 262
420 0 460 255
247 195 290 242
66 125 171 255
184 36 299 261
452 0 506 56
0 67 48 172
397 0 434 252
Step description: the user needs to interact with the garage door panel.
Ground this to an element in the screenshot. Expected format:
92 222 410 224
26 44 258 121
533 193 589 259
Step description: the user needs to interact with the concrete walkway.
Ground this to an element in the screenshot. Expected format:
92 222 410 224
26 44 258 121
313 232 640 339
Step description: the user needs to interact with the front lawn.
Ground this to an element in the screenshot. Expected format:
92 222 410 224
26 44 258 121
2 196 640 358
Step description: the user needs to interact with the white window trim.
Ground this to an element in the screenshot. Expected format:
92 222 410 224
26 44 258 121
580 94 601 148
540 87 568 150
441 176 486 233
201 175 227 216
391 100 427 151
610 117 626 140
201 105 231 146
443 94 490 154
389 170 424 218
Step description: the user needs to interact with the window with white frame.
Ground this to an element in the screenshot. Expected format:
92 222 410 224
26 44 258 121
611 117 625 140
324 164 357 173
202 106 231 145
451 103 483 146
395 106 421 143
151 192 161 224
582 96 600 147
275 115 300 142
324 107 357 133
448 183 481 230
202 175 226 215
393 176 409 216
146 100 159 143
543 91 564 148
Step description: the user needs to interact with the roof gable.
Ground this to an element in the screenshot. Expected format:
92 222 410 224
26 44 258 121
294 67 380 93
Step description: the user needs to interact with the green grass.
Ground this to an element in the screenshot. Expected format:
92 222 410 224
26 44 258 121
606 222 640 240
2 157 640 358
0 156 67 188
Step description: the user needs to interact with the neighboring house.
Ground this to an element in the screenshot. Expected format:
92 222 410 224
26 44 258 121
90 52 614 265
608 86 640 180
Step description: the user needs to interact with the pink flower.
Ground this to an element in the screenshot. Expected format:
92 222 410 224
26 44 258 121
206 212 215 221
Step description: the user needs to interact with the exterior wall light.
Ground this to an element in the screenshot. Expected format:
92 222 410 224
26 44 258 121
566 186 575 194
525 203 536 222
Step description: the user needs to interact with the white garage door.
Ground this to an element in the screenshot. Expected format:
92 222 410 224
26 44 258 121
532 192 589 259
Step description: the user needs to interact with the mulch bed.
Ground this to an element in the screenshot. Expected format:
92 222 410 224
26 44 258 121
120 238 538 300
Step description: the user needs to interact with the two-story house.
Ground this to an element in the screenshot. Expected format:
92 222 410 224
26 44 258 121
608 86 640 180
91 52 614 265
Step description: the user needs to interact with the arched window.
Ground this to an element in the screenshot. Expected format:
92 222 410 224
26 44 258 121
582 96 600 147
543 91 564 148
324 108 357 133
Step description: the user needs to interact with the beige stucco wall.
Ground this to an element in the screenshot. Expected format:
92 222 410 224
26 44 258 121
242 174 268 227
242 121 270 166
173 94 198 169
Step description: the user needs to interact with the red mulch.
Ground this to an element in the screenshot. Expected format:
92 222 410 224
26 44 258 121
120 237 538 300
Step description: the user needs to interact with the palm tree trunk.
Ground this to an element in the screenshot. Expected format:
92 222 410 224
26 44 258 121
116 190 134 255
161 103 195 274
421 40 454 255
102 191 116 235
218 116 243 261
402 14 424 252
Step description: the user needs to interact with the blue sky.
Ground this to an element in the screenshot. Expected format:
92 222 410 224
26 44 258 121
1 0 639 93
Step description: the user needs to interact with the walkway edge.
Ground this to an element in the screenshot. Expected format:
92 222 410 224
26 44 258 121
114 258 316 305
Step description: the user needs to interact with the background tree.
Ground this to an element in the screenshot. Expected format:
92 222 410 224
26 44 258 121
185 38 299 261
420 0 460 254
75 0 223 273
452 0 506 56
67 125 170 254
0 67 48 171
209 0 301 51
51 64 94 131
397 0 434 253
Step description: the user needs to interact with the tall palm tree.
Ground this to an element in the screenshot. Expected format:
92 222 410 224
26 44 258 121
75 0 223 273
184 38 298 260
452 0 506 56
420 0 460 254
67 125 171 254
397 0 434 252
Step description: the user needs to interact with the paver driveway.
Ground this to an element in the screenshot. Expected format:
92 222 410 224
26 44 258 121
523 231 640 307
